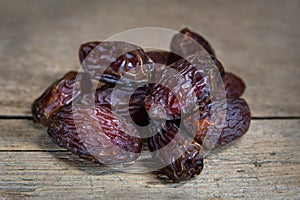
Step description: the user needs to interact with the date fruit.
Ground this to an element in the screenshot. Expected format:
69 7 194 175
144 54 218 120
148 120 204 182
32 71 92 126
48 104 143 165
183 98 251 149
147 50 224 78
223 72 246 98
171 27 216 57
95 83 150 126
81 41 154 84
79 41 101 64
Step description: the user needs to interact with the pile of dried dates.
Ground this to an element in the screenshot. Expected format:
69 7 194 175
32 28 251 182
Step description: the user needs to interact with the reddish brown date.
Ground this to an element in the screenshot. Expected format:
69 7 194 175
171 27 216 57
81 41 154 84
147 50 224 78
212 56 225 78
223 72 246 98
148 120 204 182
183 98 251 149
48 104 143 165
146 50 171 65
31 71 92 126
169 28 225 78
79 41 101 64
144 55 215 120
146 50 180 66
95 83 150 126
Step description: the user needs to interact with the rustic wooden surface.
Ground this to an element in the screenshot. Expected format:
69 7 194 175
0 0 299 199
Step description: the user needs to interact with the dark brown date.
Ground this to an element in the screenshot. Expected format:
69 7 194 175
146 50 171 65
169 28 225 78
79 41 101 64
147 50 224 78
48 104 143 165
223 72 246 98
81 41 154 84
171 27 216 57
32 71 92 126
146 50 180 65
212 56 225 78
95 83 150 126
148 120 204 182
183 98 251 149
144 55 215 120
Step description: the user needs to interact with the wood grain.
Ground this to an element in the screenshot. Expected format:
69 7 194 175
0 119 299 199
0 0 299 117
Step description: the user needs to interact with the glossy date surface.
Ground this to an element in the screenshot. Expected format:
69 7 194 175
32 71 92 126
148 120 204 182
183 98 251 149
48 104 143 165
81 41 154 84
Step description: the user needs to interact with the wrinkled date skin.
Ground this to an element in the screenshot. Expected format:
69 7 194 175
80 41 154 84
47 105 96 162
146 50 180 66
146 50 224 78
170 28 224 78
146 50 172 65
171 27 216 58
144 55 213 120
183 98 251 149
48 104 143 165
32 71 92 126
148 120 204 182
95 83 150 126
223 72 246 98
79 41 101 64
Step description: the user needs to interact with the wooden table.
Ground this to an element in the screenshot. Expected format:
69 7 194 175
0 0 299 199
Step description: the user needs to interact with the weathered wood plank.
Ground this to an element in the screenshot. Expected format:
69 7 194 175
0 119 59 151
0 0 299 117
0 119 299 199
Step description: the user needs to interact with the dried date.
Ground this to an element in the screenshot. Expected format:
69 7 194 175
148 120 204 182
144 55 217 120
81 41 154 84
146 50 180 65
183 98 251 149
170 28 225 78
147 50 224 78
95 83 150 126
171 27 216 57
146 50 171 65
32 71 92 126
48 104 143 165
79 41 101 64
223 72 246 98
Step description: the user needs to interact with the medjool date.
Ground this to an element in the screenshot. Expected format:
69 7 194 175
79 41 101 64
95 83 150 126
144 54 218 120
48 104 143 165
32 71 92 126
223 72 246 98
81 41 154 84
148 120 204 182
171 27 216 57
183 98 251 149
